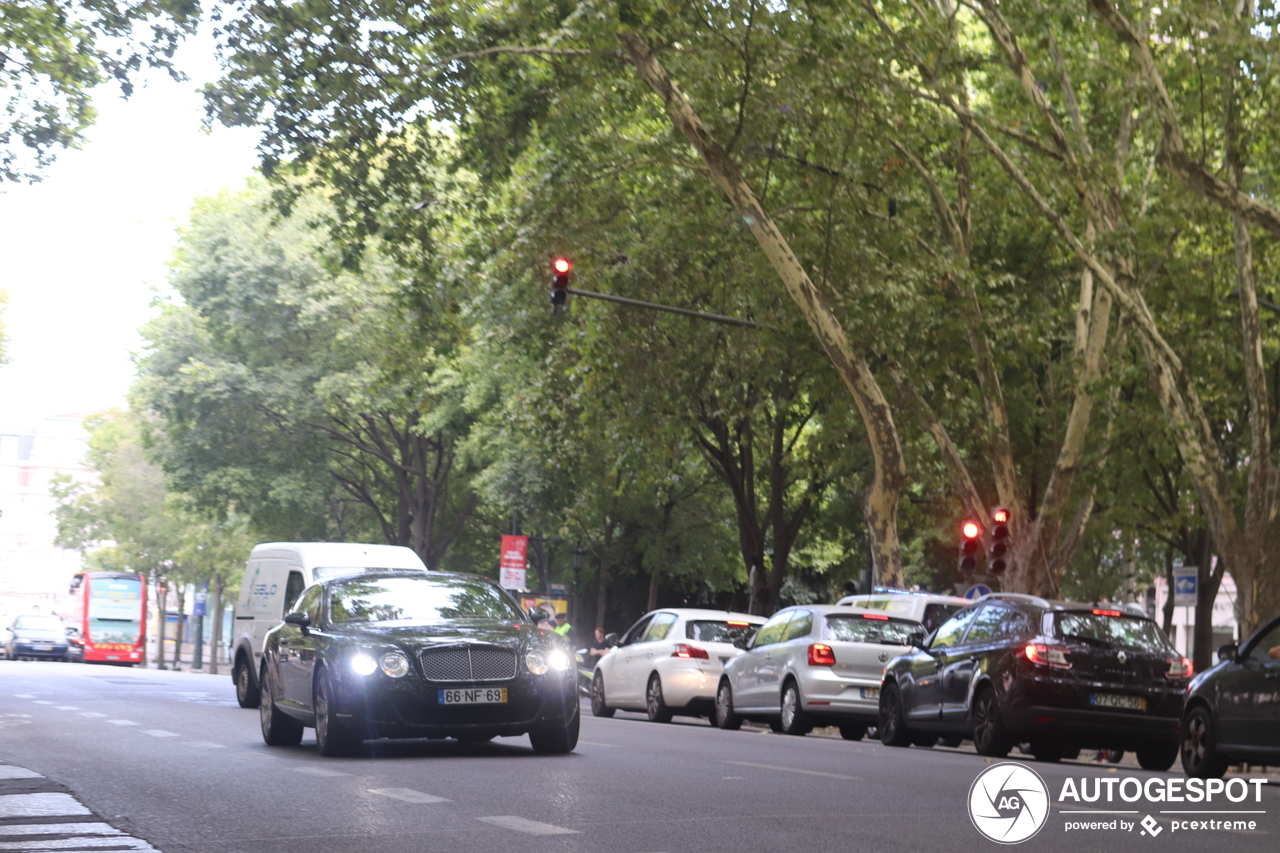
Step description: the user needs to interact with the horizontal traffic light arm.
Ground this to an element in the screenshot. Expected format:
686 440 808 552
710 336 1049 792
564 288 776 330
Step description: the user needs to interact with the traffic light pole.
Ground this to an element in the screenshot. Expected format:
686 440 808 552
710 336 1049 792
564 288 775 330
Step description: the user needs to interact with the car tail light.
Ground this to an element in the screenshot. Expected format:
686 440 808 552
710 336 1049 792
727 620 751 626
861 614 890 620
672 643 709 659
1025 643 1071 669
808 643 837 666
1166 656 1194 679
1092 609 1123 617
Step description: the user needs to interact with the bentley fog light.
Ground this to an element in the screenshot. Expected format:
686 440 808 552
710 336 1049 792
380 651 410 678
349 652 378 676
525 650 549 675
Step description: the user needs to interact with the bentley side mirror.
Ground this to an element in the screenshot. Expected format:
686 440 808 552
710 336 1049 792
1217 643 1238 664
527 607 551 624
284 612 311 628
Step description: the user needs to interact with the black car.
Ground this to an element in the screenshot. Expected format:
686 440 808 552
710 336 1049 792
879 594 1191 769
1181 611 1280 778
258 571 580 756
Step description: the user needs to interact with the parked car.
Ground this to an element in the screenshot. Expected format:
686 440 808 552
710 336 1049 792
1181 611 1280 778
4 614 72 661
879 594 1191 769
590 608 764 723
231 541 429 709
714 604 923 739
836 589 969 635
258 571 578 755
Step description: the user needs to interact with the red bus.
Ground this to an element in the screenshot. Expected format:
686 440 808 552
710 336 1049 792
67 572 147 666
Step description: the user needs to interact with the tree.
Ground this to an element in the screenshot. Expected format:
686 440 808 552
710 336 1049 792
0 0 198 182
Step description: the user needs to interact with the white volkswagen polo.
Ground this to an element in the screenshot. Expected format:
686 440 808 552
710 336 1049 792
590 608 765 723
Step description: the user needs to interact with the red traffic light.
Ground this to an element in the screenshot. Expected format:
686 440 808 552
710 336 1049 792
962 521 981 539
992 507 1009 524
552 257 572 274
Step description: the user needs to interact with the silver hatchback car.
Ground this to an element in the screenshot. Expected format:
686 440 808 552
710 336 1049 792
715 604 923 739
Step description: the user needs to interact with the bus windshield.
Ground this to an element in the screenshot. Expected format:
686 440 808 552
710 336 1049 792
88 577 144 644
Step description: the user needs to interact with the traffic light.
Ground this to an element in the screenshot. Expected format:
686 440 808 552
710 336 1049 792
988 507 1010 574
959 520 981 574
551 257 572 306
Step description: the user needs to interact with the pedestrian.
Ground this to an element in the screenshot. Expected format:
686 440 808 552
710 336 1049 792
554 612 574 644
586 626 612 667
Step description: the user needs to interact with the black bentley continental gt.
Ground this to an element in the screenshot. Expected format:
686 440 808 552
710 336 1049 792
258 571 580 756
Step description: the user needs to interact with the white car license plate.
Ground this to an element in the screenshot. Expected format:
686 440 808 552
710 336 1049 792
1090 693 1145 711
438 688 508 705
861 687 880 700
32 645 54 651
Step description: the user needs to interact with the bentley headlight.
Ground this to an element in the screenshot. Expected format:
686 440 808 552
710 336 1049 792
380 651 410 678
349 652 378 676
525 650 549 675
547 649 571 672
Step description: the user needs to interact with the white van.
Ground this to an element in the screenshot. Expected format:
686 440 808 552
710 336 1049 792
230 542 427 708
835 590 970 635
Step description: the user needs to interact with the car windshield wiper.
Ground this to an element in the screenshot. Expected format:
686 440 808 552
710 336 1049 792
1062 632 1113 648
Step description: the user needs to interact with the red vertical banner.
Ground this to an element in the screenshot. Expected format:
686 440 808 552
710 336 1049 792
499 535 529 590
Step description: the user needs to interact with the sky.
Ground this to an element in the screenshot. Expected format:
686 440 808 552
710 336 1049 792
0 30 261 427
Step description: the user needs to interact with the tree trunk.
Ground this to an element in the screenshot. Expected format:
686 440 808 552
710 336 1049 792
618 31 906 588
171 586 186 671
208 575 224 676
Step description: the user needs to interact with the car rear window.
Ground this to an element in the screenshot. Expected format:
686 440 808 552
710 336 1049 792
1053 612 1172 652
686 620 758 644
922 603 963 633
824 614 919 645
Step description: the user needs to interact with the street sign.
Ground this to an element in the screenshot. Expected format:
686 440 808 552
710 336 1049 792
499 535 529 591
1173 567 1198 607
964 584 992 600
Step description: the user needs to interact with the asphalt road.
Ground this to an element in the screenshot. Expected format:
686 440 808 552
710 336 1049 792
1 660 1277 853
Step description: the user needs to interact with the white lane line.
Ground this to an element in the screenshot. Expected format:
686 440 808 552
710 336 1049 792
108 720 140 726
476 816 578 835
182 741 225 749
0 823 121 836
0 766 44 779
11 694 34 699
79 712 107 718
576 740 620 748
32 701 54 705
54 706 80 711
294 767 351 778
140 730 180 738
368 788 451 804
0 793 92 819
721 760 860 781
0 838 161 851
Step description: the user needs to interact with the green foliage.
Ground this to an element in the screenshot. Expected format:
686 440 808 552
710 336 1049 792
0 0 199 182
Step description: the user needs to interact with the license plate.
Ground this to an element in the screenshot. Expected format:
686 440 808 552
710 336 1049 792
1091 693 1145 711
438 688 508 705
861 687 880 700
32 645 53 651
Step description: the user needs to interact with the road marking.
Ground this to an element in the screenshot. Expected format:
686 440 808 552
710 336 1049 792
0 837 162 850
0 766 44 779
476 816 578 835
32 701 54 705
79 712 107 718
0 823 121 836
141 730 180 738
182 741 226 749
0 793 92 819
294 767 351 777
368 788 451 804
721 761 860 781
11 694 34 699
108 720 140 726
54 706 80 711
576 740 620 748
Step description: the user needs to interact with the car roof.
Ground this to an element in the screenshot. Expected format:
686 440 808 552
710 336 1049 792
249 541 427 568
836 591 969 606
642 608 765 624
775 603 920 620
320 570 489 586
974 593 1154 618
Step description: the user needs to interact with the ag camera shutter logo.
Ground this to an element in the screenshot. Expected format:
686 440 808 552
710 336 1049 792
968 762 1050 844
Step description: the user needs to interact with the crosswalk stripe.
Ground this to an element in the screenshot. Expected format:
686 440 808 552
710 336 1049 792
476 815 578 835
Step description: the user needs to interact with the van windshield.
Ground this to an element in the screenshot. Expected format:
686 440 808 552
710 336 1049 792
313 566 420 580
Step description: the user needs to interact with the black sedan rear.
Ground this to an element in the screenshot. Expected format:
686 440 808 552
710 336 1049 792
258 571 579 755
880 595 1190 769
